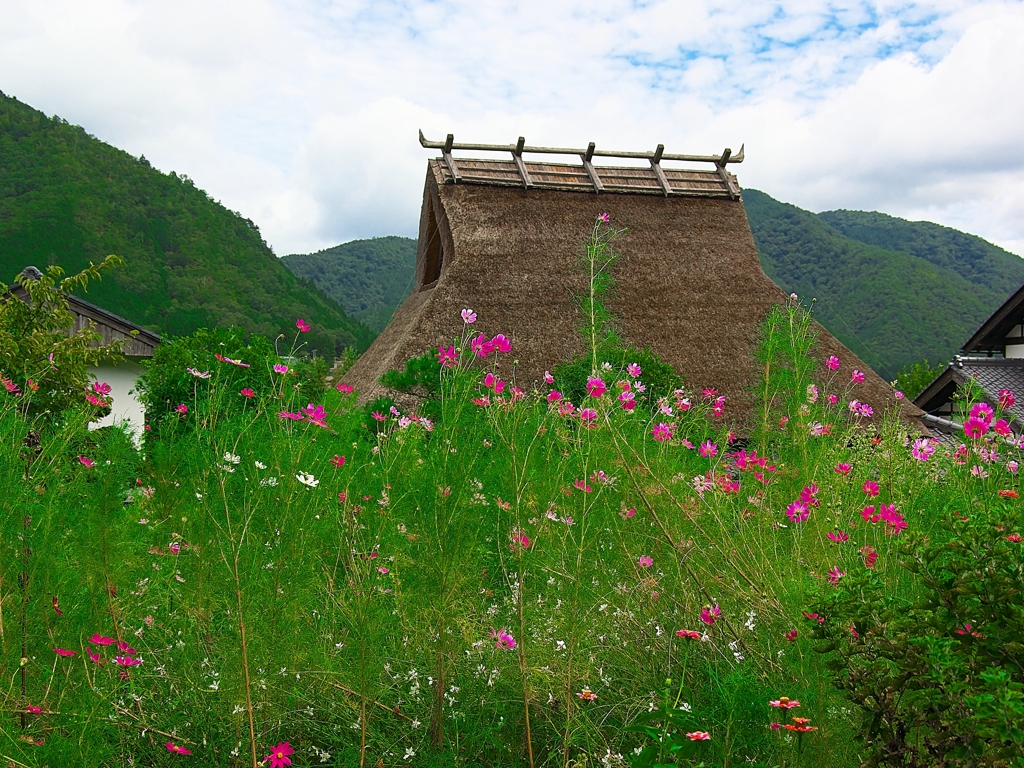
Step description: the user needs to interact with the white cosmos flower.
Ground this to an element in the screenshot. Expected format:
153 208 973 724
254 460 267 469
296 472 319 488
223 452 240 464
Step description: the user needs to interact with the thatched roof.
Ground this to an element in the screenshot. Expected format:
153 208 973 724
346 136 916 426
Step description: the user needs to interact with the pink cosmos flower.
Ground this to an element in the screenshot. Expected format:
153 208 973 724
638 555 653 568
786 501 809 524
623 506 636 518
510 528 531 549
240 388 255 398
331 455 345 468
651 422 674 443
861 545 878 569
851 370 865 383
1009 461 1020 473
993 419 1012 437
277 410 303 421
626 363 642 377
490 627 516 650
578 408 598 427
88 634 116 646
336 382 354 394
826 566 845 584
117 640 136 653
784 629 798 642
802 612 825 624
970 402 994 423
676 629 701 639
699 441 718 458
826 356 840 370
857 403 874 418
490 334 512 353
175 404 188 415
799 483 820 506
300 404 327 427
544 371 554 384
461 308 477 324
186 367 210 379
266 742 294 768
371 411 386 422
964 417 989 439
699 605 721 625
296 318 310 332
827 530 849 543
273 364 289 374
686 732 711 741
54 648 76 657
85 393 107 406
618 391 636 410
377 566 389 574
165 742 192 755
827 393 839 405
547 390 563 403
471 333 494 357
702 387 717 399
88 650 104 665
597 212 610 223
437 345 458 368
573 479 593 493
78 456 94 468
863 480 880 497
835 462 852 476
93 381 112 395
911 438 935 461
999 389 1016 409
586 377 606 397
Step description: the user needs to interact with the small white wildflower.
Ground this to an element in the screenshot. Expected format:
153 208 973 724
254 460 267 469
296 472 319 488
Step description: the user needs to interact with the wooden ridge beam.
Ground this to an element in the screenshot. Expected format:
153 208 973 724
581 142 604 193
511 136 533 189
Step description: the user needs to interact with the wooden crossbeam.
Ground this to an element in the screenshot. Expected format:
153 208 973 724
713 146 741 201
419 130 744 166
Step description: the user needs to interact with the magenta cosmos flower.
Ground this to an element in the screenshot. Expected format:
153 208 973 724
999 389 1016 409
676 629 701 639
266 742 294 768
93 381 111 395
827 530 849 543
686 732 711 741
964 417 989 439
165 742 192 755
834 462 851 476
54 648 76 657
826 356 840 370
296 318 310 332
863 480 880 497
826 566 845 584
77 456 94 468
240 387 255 398
851 369 865 383
273 364 289 374
175 404 188 415
699 441 718 458
786 501 809 524
651 422 674 442
436 344 458 368
586 377 606 397
699 605 721 625
597 212 610 223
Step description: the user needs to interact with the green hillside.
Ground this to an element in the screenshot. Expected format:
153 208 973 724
0 91 374 357
282 236 416 332
743 189 1023 380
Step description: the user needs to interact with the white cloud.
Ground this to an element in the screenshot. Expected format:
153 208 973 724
0 0 1022 257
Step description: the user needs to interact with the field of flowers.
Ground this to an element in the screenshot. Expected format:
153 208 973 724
1 234 1022 767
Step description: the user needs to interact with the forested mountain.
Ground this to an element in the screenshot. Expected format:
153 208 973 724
283 237 416 332
744 189 1024 380
0 91 374 357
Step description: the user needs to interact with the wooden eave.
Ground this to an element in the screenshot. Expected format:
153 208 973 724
913 366 959 414
962 281 1024 354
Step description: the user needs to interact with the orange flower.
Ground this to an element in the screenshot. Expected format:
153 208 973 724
998 489 1019 498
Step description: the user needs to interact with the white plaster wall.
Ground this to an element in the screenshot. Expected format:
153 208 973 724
1007 344 1024 359
88 359 146 440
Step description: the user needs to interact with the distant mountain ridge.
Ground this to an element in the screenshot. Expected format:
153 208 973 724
743 189 1024 380
0 91 374 357
282 237 416 332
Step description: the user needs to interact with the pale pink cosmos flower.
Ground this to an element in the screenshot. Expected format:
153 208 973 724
769 698 800 709
490 627 516 650
826 566 845 584
1009 460 1020 473
186 367 211 379
461 308 477 324
911 438 935 461
972 465 989 478
597 212 610 223
826 356 840 370
273 364 289 374
573 479 593 493
638 555 653 567
626 363 642 378
686 732 711 741
544 371 554 384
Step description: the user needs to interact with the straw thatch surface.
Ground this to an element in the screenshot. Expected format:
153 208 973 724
345 160 919 426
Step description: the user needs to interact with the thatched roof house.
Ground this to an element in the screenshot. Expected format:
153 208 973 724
345 134 913 425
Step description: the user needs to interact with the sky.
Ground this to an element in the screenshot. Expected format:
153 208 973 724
2 0 1024 257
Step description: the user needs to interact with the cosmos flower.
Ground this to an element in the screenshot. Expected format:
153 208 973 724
296 318 310 332
461 308 476 324
265 742 294 768
826 356 840 370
